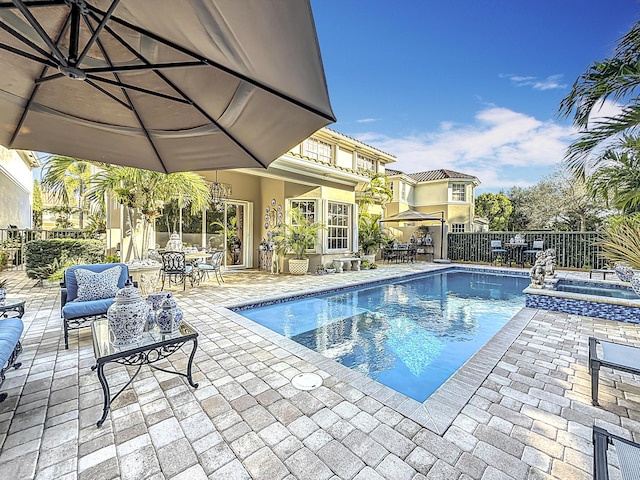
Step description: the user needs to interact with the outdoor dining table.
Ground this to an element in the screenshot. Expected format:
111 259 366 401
185 252 213 285
505 242 527 267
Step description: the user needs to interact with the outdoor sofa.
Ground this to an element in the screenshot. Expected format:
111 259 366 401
0 317 23 402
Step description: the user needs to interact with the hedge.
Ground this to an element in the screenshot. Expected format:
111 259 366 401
25 239 105 279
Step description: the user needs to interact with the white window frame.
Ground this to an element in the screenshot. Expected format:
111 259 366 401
451 223 466 233
451 183 466 202
326 202 351 252
356 154 375 174
303 138 333 164
289 199 318 252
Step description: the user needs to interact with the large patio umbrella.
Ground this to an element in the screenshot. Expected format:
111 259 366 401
382 209 447 260
0 0 336 173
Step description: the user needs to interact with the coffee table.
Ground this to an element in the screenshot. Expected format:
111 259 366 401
91 319 199 427
0 298 25 319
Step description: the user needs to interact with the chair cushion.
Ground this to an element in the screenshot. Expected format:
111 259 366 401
74 266 122 302
62 298 114 320
0 318 23 365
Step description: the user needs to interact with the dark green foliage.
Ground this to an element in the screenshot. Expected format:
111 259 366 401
25 239 105 279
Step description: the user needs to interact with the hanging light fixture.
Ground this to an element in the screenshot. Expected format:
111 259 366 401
210 171 231 209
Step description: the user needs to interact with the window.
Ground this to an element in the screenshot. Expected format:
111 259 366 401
400 182 408 202
327 202 350 250
389 182 394 199
290 200 316 223
452 184 466 202
303 138 332 163
290 200 318 251
356 154 375 174
451 223 465 233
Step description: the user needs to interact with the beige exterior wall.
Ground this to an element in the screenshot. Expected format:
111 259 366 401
0 147 36 229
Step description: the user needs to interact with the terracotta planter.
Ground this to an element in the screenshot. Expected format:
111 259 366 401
288 258 309 275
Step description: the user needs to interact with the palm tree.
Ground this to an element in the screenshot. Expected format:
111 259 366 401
357 173 392 214
41 156 93 228
587 135 640 213
559 20 640 176
87 166 210 260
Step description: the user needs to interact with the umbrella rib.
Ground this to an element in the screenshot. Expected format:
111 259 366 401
10 0 68 66
101 22 269 169
76 0 120 65
84 74 190 104
83 62 205 74
0 18 58 63
0 1 66 8
85 5 336 123
8 9 71 146
84 79 132 110
86 17 168 173
0 41 56 67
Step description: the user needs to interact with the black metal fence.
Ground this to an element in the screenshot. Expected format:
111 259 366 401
0 228 95 268
447 231 606 269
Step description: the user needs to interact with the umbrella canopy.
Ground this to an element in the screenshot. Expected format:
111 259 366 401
382 210 443 223
0 0 335 173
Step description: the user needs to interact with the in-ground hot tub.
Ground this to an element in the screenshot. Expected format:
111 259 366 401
524 278 640 323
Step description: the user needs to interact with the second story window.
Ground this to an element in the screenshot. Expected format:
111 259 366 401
451 223 466 233
356 154 375 174
400 182 408 202
303 138 332 164
451 183 466 202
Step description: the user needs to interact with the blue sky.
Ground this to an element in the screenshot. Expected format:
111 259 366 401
311 1 639 194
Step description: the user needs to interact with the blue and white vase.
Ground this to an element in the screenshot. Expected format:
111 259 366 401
156 293 183 333
631 274 640 297
145 291 171 331
615 263 635 283
107 281 150 346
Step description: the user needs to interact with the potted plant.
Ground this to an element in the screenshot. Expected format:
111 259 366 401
272 208 325 275
358 213 385 264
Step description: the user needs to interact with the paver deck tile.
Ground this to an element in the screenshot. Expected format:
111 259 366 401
0 265 638 479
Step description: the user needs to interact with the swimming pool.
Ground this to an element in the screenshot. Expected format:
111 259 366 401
239 269 529 402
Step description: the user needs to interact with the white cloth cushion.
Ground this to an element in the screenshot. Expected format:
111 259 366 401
75 266 122 302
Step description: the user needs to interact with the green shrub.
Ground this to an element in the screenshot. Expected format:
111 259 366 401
25 239 105 280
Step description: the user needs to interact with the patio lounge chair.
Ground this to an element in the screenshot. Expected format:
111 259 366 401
589 337 640 406
593 425 640 480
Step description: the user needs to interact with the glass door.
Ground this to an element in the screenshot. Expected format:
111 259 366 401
205 201 252 269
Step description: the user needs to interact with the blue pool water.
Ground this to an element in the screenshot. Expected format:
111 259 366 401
240 270 529 402
554 281 638 300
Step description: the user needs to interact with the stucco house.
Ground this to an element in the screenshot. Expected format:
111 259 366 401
0 145 39 230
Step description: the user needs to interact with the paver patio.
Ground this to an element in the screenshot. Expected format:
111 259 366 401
0 262 638 479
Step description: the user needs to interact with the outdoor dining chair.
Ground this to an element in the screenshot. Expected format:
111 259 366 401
523 240 544 265
196 251 225 285
490 240 507 265
593 425 640 480
160 251 194 291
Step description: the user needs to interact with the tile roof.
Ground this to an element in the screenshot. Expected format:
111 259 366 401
407 169 478 182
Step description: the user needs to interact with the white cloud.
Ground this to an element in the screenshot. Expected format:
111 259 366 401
356 118 379 123
502 73 567 90
352 106 575 191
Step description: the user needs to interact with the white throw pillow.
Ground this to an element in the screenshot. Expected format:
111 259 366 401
75 266 122 302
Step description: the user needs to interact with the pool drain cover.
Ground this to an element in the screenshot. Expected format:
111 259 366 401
291 373 323 391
